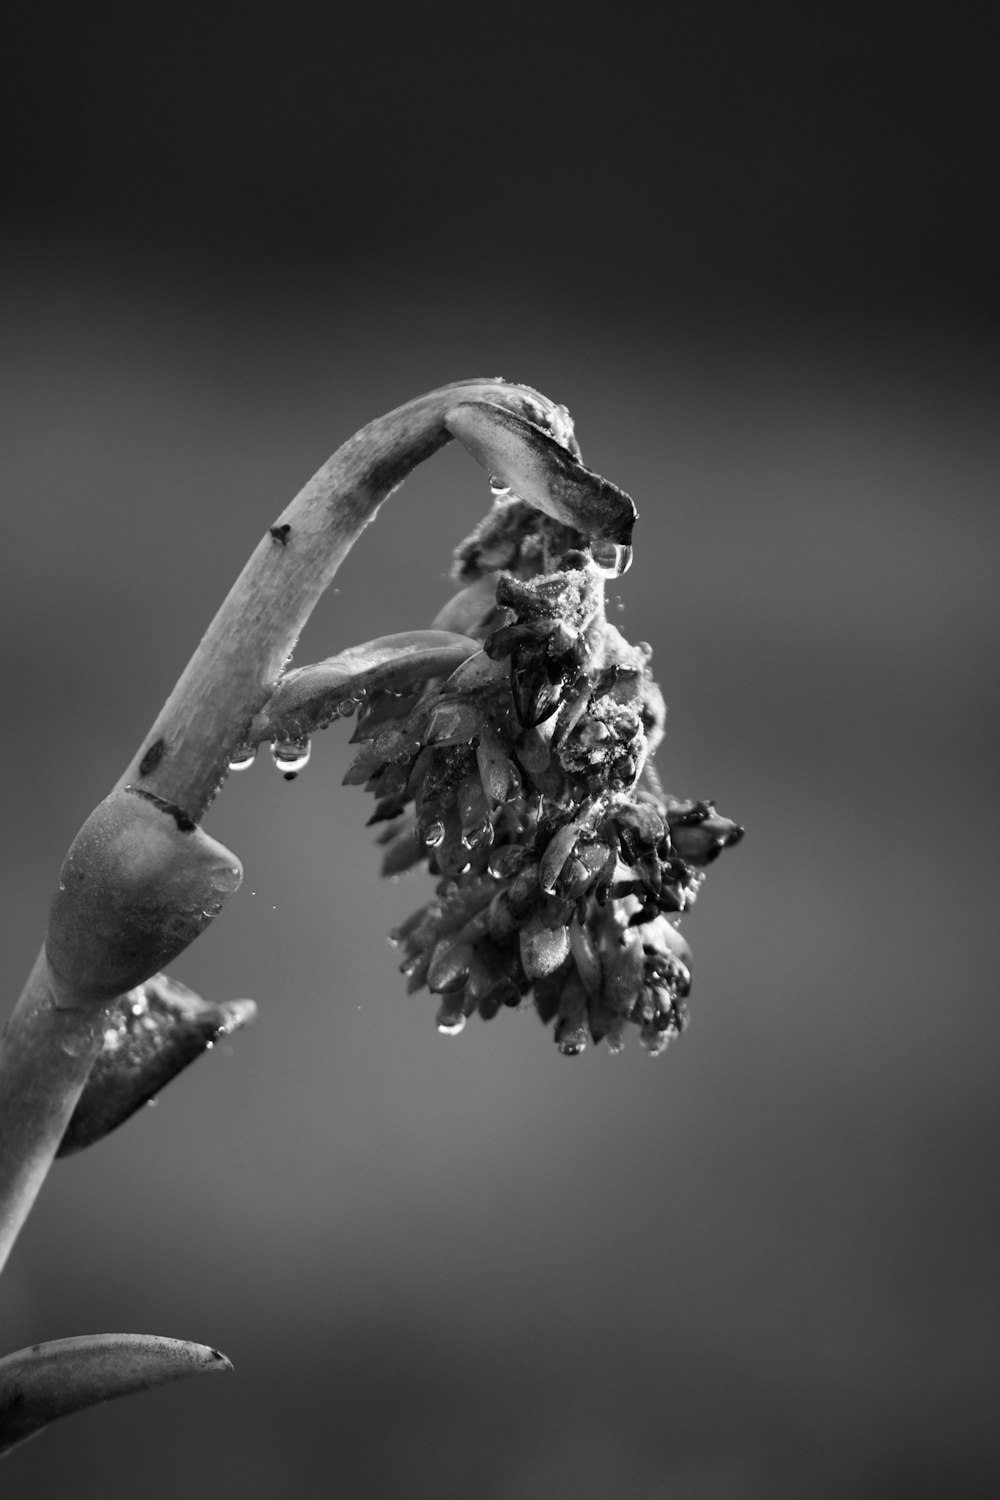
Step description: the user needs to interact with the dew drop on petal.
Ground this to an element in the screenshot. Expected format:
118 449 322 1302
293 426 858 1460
437 1013 467 1036
271 737 312 778
423 821 446 848
556 1035 586 1056
228 743 257 772
489 475 512 500
591 541 633 578
337 698 358 718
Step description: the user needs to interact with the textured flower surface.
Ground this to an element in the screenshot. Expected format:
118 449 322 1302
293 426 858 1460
260 397 743 1054
322 438 742 1056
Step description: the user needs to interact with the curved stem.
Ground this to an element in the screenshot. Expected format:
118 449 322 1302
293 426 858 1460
0 378 571 1276
116 379 570 821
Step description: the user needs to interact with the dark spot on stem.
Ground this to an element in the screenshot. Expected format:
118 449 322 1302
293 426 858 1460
127 785 197 832
138 737 166 776
270 524 291 546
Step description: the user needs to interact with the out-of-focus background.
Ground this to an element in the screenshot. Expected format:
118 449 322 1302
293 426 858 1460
1 6 997 1497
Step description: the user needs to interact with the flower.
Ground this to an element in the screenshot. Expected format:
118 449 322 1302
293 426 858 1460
340 488 743 1056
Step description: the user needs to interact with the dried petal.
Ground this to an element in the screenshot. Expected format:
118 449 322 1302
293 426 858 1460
519 913 571 981
444 401 637 546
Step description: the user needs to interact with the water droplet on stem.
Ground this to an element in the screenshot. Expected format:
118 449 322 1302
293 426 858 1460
591 541 633 578
228 744 257 772
271 737 312 778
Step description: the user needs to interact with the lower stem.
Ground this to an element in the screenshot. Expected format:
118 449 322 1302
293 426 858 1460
0 950 108 1274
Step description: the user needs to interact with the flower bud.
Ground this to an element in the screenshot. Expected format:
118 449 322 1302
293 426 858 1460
519 911 571 980
666 800 745 865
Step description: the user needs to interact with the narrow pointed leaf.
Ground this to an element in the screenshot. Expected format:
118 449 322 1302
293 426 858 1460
0 1334 232 1456
57 974 256 1157
254 631 481 740
444 401 637 546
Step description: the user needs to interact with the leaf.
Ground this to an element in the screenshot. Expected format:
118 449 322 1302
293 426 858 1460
0 1333 232 1456
255 631 481 740
57 974 256 1157
444 401 637 546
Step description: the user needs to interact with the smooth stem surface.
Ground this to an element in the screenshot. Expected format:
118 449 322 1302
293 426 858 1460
0 952 108 1270
0 378 564 1275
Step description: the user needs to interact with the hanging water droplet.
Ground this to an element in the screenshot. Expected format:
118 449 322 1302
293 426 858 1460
436 1012 467 1037
489 475 512 499
461 820 494 851
271 737 312 779
556 1034 586 1057
337 698 357 717
422 821 446 848
591 540 633 578
228 743 257 772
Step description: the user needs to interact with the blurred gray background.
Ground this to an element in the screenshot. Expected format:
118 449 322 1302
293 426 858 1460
1 5 997 1497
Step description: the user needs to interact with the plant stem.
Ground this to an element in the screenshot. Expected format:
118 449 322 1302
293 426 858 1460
0 378 570 1275
115 379 568 821
0 952 108 1269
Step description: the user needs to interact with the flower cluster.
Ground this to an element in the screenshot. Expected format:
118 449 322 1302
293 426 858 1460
339 493 742 1055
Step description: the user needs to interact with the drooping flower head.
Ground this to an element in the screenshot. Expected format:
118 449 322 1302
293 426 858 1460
256 393 742 1054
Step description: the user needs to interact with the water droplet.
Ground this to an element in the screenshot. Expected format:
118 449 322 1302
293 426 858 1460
489 475 512 500
228 743 257 772
271 737 312 778
437 1013 467 1037
591 540 633 578
336 698 357 717
147 1096 159 1108
422 821 446 847
557 1035 586 1057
